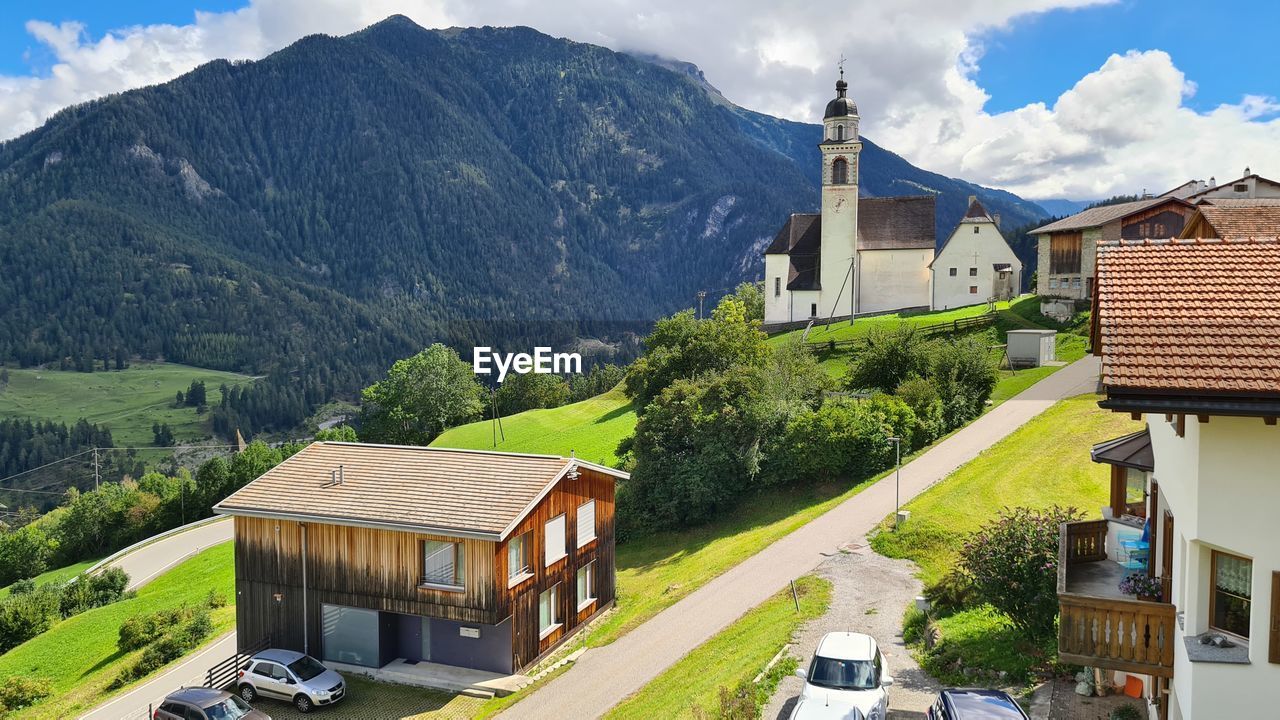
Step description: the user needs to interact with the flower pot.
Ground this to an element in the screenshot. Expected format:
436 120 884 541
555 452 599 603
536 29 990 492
1138 593 1159 603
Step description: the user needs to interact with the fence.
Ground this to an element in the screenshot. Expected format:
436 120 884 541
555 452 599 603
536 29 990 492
205 636 270 690
802 310 997 351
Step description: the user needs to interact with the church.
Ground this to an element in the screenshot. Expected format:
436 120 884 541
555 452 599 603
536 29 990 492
763 73 935 327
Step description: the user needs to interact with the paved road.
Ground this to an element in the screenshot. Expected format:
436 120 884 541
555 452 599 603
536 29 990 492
504 356 1101 719
78 517 235 720
115 516 233 591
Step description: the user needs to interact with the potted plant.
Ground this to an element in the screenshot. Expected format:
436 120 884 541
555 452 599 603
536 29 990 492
1119 573 1163 602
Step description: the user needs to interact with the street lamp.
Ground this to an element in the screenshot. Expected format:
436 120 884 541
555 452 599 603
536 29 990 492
887 436 902 530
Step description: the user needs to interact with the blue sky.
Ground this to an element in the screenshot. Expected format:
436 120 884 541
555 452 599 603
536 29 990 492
974 0 1278 115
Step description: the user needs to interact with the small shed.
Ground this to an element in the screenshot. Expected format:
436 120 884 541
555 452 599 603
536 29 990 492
1007 329 1057 368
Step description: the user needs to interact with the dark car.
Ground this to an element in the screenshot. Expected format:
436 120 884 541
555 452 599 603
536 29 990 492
927 689 1030 720
154 687 270 720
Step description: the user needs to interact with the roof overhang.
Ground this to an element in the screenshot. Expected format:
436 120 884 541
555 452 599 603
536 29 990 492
212 505 503 542
1099 388 1280 419
1090 429 1154 471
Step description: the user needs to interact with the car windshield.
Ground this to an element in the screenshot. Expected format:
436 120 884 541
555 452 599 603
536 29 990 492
288 655 329 681
807 656 878 690
203 696 253 720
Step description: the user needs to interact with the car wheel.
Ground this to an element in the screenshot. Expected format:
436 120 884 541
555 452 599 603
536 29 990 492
238 684 256 703
294 694 314 713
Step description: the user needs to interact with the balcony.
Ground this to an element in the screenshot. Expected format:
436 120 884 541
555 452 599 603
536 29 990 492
1057 519 1176 677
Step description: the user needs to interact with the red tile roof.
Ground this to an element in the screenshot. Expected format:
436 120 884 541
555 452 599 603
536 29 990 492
1184 202 1280 240
1095 237 1280 395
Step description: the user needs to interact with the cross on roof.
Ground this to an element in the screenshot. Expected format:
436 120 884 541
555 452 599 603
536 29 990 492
838 54 846 78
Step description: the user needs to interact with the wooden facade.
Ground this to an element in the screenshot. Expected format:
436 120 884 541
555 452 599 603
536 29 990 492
1048 231 1083 274
230 465 616 673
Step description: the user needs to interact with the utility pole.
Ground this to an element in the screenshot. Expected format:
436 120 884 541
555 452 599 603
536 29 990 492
92 448 99 491
696 290 707 319
888 436 902 530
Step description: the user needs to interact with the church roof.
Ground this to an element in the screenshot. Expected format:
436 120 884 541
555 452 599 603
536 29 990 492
765 196 937 289
961 196 993 222
824 76 858 119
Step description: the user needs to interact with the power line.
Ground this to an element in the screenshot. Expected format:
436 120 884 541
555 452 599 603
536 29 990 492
0 448 95 486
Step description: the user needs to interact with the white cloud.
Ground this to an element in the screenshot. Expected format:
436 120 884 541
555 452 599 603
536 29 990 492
2 0 1278 200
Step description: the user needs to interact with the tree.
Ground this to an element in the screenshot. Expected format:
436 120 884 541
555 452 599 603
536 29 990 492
174 390 184 407
152 423 174 447
314 425 358 442
495 372 571 416
932 336 999 430
623 297 770 412
959 505 1084 639
0 367 8 385
359 344 485 445
845 325 932 393
185 380 207 407
767 394 916 485
731 281 765 323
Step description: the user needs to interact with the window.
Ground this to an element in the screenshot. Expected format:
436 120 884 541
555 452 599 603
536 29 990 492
507 531 532 584
969 286 978 294
1124 468 1146 518
321 604 380 667
948 267 957 277
973 225 980 234
1071 277 1082 289
422 540 464 588
1049 232 1083 274
1049 277 1059 289
809 303 817 318
577 561 597 610
835 124 844 141
969 267 977 276
831 158 848 185
545 514 567 567
539 584 560 638
577 500 596 547
1211 551 1252 638
773 277 781 297
1234 183 1249 193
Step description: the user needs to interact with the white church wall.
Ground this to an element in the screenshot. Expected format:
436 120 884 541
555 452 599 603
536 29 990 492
857 248 932 314
763 254 793 324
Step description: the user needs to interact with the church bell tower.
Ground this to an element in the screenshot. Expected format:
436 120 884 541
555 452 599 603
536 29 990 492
819 68 862 318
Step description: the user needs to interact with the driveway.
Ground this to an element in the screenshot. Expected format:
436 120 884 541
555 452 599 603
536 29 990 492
502 356 1100 719
764 545 938 720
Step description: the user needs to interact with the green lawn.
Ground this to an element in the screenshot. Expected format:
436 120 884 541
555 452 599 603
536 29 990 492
870 393 1140 586
606 576 831 720
431 386 635 467
0 362 254 446
769 300 1013 346
0 542 236 719
0 558 98 599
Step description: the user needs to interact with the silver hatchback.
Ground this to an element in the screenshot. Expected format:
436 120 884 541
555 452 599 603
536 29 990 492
237 649 345 713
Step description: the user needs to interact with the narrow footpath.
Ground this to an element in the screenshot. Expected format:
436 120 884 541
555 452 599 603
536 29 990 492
503 356 1101 720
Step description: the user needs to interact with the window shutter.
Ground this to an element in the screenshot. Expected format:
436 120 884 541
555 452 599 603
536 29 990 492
1270 571 1280 664
577 500 596 547
544 515 566 566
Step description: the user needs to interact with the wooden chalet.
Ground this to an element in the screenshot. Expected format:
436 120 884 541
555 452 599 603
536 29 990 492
214 442 625 675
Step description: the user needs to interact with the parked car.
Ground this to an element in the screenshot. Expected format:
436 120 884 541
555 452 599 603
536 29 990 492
794 632 892 720
927 688 1030 720
237 649 346 713
154 687 270 720
789 698 866 720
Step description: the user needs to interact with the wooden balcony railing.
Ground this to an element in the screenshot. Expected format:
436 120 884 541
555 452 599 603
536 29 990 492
1057 520 1176 677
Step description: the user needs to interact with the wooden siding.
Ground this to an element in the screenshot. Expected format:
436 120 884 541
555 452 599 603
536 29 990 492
494 466 616 670
1270 571 1280 664
1049 232 1083 274
233 516 497 651
1121 208 1189 240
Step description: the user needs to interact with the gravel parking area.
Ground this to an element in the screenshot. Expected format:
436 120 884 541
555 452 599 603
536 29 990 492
764 540 940 720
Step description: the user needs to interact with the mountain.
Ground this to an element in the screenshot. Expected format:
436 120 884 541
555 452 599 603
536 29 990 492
0 16 1047 434
1033 198 1094 217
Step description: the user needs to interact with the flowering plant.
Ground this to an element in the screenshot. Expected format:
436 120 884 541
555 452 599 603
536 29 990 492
1119 573 1163 599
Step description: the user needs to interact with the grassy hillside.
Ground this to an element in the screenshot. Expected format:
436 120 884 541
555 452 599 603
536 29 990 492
0 558 98 600
431 386 635 467
768 300 1011 346
0 542 236 719
871 393 1140 585
0 362 254 446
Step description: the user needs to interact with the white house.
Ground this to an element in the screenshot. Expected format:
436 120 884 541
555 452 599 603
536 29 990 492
763 72 934 327
929 196 1021 310
1057 237 1280 720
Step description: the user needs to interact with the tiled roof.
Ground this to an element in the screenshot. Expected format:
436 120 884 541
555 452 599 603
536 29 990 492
1186 203 1280 240
857 196 936 250
214 442 626 540
1095 237 1280 395
1031 198 1172 234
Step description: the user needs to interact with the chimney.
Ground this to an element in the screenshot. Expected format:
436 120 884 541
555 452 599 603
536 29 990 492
1245 166 1252 176
1210 176 1217 187
967 195 977 206
993 213 1001 228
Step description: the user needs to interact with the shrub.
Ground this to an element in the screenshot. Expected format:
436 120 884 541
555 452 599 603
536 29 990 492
894 375 945 448
113 606 214 688
932 336 998 430
767 396 915 485
205 589 228 609
902 603 929 644
846 326 932 393
959 505 1084 639
6 579 35 596
0 524 56 586
0 676 51 713
60 567 130 617
119 604 193 652
924 568 979 616
0 586 60 653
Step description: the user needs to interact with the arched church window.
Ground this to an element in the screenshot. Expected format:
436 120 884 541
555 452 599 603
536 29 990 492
835 125 844 141
831 158 849 185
